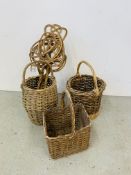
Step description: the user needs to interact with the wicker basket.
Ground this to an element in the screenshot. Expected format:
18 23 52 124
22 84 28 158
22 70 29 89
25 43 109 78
67 61 106 120
43 90 91 159
21 60 58 125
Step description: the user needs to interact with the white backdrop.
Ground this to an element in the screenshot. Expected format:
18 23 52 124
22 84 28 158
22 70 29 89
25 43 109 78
0 0 131 96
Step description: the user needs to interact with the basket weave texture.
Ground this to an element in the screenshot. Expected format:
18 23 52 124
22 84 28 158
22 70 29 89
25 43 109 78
21 60 58 125
67 61 106 120
43 90 90 159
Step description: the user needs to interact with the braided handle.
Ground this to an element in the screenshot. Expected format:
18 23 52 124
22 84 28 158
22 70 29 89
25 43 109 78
22 60 54 85
77 61 99 95
61 90 75 134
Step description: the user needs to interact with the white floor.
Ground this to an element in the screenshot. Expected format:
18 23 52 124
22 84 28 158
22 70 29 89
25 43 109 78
0 91 131 175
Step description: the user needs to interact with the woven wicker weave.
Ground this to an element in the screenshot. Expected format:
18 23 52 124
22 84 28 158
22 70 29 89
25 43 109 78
43 90 90 159
67 61 106 120
21 60 58 125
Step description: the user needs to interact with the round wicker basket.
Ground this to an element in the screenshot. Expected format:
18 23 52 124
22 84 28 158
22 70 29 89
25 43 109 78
21 60 58 125
67 60 106 120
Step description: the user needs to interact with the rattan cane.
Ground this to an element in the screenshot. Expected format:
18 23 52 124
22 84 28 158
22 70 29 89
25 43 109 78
29 24 67 72
44 24 68 41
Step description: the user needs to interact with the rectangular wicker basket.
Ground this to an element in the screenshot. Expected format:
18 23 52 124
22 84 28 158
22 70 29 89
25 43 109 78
43 90 91 159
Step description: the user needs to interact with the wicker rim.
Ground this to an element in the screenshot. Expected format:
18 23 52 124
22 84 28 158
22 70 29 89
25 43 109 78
44 90 91 140
67 75 106 96
21 60 55 91
21 76 56 91
45 125 91 140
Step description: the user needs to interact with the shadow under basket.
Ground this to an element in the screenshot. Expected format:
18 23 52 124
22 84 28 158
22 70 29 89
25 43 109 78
43 90 91 159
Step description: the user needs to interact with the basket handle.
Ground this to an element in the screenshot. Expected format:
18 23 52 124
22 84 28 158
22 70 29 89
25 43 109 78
76 61 99 95
22 60 54 85
61 90 75 134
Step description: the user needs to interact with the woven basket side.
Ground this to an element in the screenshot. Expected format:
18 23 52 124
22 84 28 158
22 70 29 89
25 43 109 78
47 126 90 159
22 77 57 111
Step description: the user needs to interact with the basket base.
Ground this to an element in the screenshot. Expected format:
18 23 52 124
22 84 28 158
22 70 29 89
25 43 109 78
89 112 99 120
49 143 89 159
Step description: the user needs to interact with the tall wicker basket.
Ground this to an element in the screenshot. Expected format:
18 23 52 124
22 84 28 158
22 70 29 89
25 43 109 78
67 61 106 120
21 60 58 125
43 90 91 159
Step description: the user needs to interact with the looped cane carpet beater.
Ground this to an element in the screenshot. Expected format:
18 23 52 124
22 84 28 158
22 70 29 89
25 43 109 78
29 24 68 72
